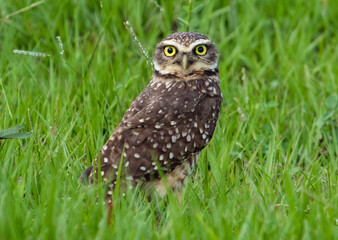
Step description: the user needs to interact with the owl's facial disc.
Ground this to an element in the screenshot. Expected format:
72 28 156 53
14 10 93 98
154 38 218 78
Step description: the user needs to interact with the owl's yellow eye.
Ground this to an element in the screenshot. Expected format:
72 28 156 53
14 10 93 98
164 46 176 56
195 45 207 55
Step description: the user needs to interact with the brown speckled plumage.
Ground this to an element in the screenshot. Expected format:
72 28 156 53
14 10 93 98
163 32 208 47
82 32 222 202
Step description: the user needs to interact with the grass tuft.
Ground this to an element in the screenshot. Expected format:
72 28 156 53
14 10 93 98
0 0 337 239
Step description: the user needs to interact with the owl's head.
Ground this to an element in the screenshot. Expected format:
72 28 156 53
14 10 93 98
153 32 218 78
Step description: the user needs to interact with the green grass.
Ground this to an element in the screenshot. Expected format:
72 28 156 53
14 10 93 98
1 0 337 239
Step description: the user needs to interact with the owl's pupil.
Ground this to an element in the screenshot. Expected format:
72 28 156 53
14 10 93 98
167 47 173 54
198 46 204 53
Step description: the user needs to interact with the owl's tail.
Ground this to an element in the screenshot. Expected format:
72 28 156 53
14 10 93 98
79 165 93 184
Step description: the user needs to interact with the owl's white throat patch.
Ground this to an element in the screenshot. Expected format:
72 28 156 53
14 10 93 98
154 62 218 80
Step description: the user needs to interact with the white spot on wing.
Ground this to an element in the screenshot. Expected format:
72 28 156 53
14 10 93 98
140 166 146 171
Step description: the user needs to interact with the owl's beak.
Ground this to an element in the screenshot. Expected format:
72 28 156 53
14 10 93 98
182 55 188 70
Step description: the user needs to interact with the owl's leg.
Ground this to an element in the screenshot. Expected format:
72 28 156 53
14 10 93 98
107 199 113 225
152 161 192 199
175 189 182 202
106 187 114 225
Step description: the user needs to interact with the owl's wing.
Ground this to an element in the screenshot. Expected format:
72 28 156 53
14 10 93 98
91 80 222 185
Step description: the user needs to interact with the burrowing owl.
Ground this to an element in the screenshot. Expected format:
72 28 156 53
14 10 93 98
82 32 222 202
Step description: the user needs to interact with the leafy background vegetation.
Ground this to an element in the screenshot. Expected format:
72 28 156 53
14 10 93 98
0 0 337 239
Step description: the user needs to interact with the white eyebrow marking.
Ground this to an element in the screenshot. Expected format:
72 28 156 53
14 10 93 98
188 40 212 51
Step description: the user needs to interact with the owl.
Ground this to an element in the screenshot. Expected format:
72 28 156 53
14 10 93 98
82 32 222 203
